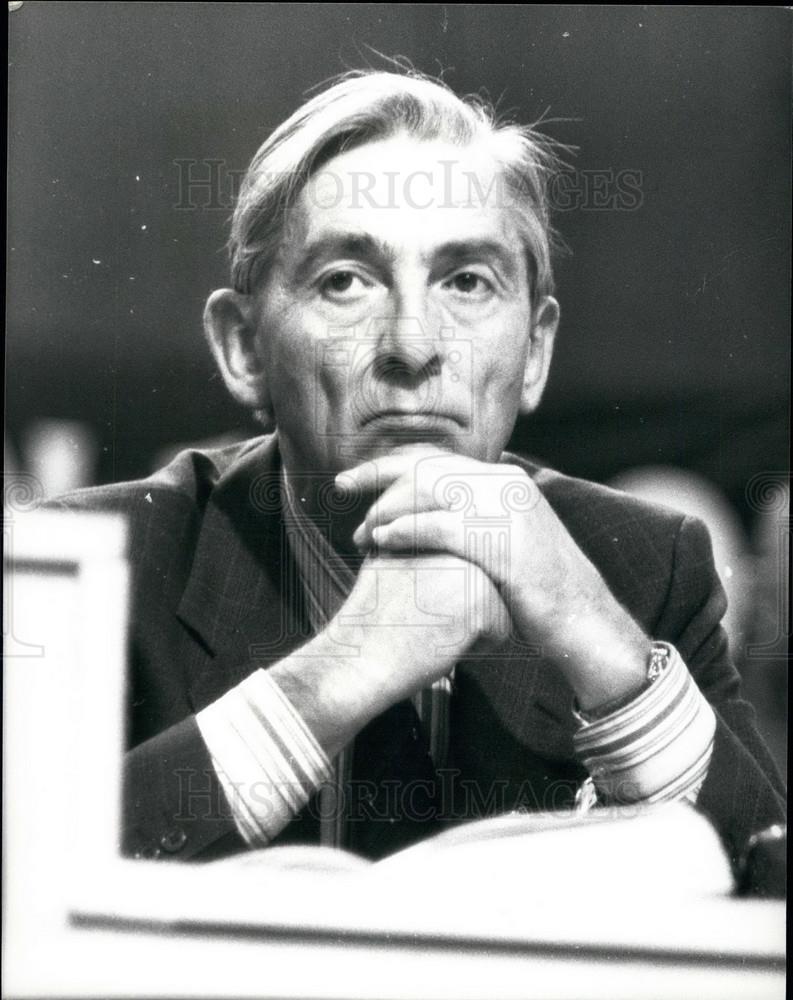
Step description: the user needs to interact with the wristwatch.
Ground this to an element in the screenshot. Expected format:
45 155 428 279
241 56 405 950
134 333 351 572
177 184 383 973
573 641 675 813
572 640 674 725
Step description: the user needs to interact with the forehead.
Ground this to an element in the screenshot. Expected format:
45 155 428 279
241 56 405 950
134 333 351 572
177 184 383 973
285 134 523 259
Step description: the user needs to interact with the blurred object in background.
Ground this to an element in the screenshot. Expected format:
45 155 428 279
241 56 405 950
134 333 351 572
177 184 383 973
7 6 788 502
609 466 752 663
741 475 789 782
5 434 21 475
3 435 45 526
610 465 788 783
737 822 787 899
746 476 790 662
21 419 99 498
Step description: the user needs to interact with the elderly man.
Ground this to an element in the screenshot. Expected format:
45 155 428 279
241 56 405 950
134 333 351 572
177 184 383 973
58 70 784 867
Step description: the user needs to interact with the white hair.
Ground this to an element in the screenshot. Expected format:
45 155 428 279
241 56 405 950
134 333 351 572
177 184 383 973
229 69 565 304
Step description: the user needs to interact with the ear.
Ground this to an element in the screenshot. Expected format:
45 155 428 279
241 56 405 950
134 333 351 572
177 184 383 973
519 295 559 415
203 288 274 425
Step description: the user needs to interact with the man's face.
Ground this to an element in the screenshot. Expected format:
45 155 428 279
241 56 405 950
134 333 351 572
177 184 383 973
251 134 553 476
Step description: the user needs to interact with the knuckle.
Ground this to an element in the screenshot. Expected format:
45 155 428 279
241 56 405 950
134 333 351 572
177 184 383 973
426 514 444 545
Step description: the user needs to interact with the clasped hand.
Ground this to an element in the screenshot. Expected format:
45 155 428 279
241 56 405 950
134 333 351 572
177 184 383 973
335 446 648 709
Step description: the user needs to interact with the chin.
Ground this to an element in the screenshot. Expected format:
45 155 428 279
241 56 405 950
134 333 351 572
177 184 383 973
364 428 462 456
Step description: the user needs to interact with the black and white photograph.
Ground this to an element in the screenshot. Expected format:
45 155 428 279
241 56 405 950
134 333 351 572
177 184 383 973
4 4 788 998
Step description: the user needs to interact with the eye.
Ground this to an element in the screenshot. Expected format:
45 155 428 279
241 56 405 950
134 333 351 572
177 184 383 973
318 269 370 300
443 271 494 298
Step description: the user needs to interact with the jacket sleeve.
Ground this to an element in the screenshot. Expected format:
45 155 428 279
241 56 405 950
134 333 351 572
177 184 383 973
123 715 247 861
45 470 254 862
653 514 786 869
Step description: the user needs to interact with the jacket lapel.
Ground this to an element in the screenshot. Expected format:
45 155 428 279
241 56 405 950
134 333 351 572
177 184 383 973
176 437 311 712
173 438 425 791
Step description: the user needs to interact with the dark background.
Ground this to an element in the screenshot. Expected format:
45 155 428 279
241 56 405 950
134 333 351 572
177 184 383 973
5 4 789 777
6 3 790 523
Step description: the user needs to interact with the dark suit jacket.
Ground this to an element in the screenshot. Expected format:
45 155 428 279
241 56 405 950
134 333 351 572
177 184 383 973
53 435 786 867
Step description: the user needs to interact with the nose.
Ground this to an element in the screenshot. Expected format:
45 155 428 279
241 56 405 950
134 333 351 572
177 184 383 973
371 319 441 387
370 283 443 388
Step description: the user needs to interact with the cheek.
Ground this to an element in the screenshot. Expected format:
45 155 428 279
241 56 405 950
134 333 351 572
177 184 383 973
265 311 349 421
268 335 313 410
474 362 525 431
470 322 531 401
467 348 527 461
260 294 316 390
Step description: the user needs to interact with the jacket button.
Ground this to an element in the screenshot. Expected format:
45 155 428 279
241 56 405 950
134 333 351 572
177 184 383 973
159 828 187 853
135 845 161 860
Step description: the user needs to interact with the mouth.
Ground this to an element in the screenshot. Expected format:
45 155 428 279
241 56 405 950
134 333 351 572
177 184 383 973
362 410 461 431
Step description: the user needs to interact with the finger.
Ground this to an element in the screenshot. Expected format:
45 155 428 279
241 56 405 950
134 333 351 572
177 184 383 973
335 457 402 496
371 511 462 557
372 516 512 643
372 512 515 592
336 446 454 494
353 479 441 549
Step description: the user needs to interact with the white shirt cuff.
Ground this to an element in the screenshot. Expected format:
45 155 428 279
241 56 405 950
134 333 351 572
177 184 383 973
196 669 332 846
573 643 716 806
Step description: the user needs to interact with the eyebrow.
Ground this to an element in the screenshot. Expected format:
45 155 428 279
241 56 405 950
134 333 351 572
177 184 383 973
289 232 521 286
430 239 520 282
291 233 394 286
